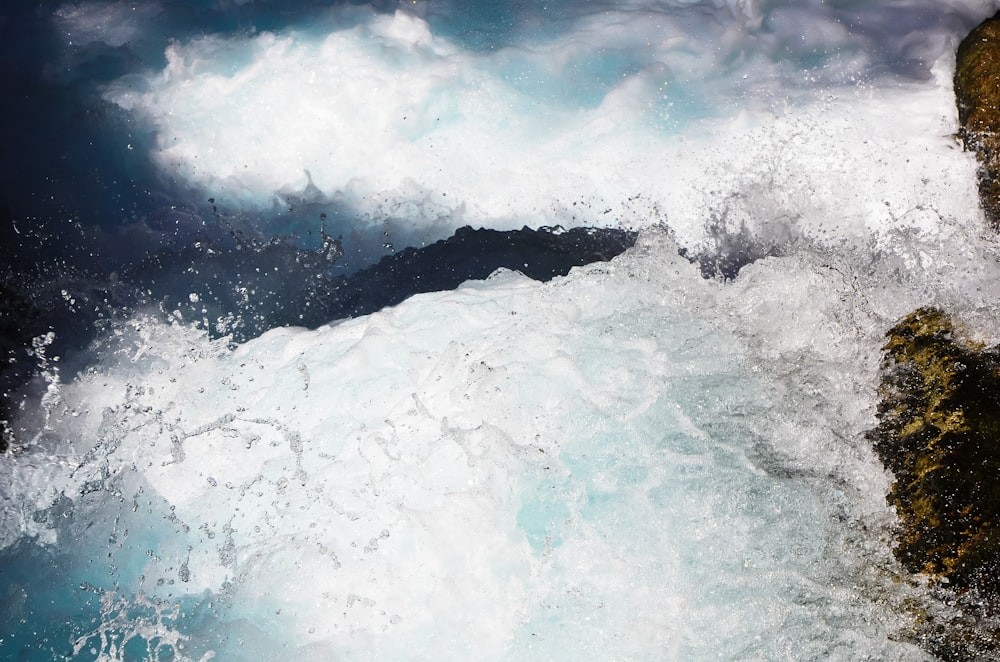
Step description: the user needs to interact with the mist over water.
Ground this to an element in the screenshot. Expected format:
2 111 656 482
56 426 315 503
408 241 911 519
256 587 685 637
4 0 1000 660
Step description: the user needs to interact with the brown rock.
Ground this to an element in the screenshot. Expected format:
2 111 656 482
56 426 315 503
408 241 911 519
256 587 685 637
870 307 1000 593
869 308 1000 659
955 12 1000 229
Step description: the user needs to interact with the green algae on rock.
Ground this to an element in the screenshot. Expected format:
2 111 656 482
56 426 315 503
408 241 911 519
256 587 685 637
869 307 1000 595
955 11 1000 229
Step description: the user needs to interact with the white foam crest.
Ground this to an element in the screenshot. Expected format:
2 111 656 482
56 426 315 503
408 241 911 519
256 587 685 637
102 2 989 251
8 226 985 657
15 2 1000 657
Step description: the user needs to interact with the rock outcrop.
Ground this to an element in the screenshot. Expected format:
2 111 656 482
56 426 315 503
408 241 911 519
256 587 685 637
868 307 1000 659
955 11 1000 229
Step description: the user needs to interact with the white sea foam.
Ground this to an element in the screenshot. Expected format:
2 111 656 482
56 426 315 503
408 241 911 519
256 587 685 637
99 0 994 253
10 215 1000 657
9 0 1000 658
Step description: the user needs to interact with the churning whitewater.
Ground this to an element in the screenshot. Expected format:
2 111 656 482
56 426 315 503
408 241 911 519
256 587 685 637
3 1 1000 660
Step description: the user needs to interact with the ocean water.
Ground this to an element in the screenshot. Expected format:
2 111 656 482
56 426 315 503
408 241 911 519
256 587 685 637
3 0 1000 659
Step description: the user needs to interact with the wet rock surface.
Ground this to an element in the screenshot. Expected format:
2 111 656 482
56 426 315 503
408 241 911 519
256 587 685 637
955 11 1000 229
869 307 1000 660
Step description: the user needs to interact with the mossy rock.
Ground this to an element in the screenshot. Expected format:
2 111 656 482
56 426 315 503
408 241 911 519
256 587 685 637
869 307 1000 594
869 308 1000 658
955 11 1000 229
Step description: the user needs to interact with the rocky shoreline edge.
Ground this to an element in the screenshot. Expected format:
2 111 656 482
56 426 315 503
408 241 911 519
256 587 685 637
872 11 1000 659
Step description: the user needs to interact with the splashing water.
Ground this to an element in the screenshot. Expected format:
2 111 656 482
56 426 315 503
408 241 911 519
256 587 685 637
4 1 1000 660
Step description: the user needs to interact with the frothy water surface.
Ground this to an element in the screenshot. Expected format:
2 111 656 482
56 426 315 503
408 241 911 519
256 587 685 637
4 1 1000 659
